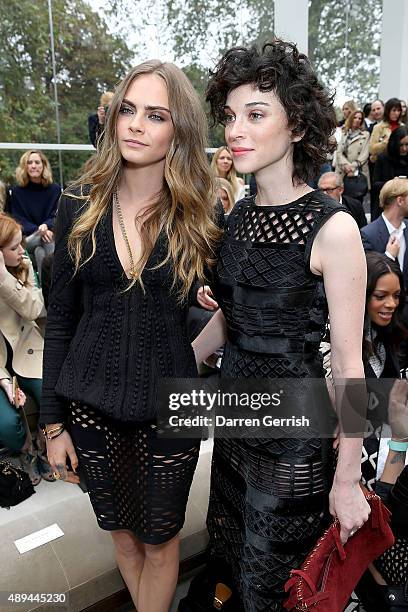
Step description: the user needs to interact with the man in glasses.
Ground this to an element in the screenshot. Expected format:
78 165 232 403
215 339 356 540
318 171 367 229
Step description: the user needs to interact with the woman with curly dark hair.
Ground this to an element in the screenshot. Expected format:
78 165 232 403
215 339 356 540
192 40 370 611
371 126 408 220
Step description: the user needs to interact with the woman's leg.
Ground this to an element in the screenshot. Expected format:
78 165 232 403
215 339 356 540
34 242 54 284
17 376 42 408
25 232 42 254
138 535 179 612
0 386 40 483
111 530 145 609
0 387 27 451
111 530 180 612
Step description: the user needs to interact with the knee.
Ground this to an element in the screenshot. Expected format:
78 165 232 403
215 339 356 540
144 535 179 569
111 530 144 561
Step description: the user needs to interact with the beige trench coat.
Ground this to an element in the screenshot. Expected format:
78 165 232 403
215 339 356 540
0 258 45 381
335 130 370 189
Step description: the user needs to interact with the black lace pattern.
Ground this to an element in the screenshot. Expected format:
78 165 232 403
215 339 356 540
207 191 348 610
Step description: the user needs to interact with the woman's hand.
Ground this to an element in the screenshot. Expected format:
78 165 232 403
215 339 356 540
344 164 354 175
41 229 54 244
386 235 400 259
197 285 219 310
46 429 80 485
38 224 48 235
0 379 26 406
329 478 371 544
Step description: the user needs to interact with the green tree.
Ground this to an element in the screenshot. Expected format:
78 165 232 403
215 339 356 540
308 0 382 104
0 0 133 184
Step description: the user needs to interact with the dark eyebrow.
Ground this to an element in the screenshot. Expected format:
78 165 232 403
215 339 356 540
122 99 171 114
145 105 171 114
223 102 270 111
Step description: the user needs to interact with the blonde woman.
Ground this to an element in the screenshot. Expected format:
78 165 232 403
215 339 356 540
339 99 357 126
216 177 235 214
211 146 246 201
335 109 370 199
9 150 61 282
40 61 221 612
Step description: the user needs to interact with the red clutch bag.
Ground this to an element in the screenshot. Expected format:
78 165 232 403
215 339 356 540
283 489 395 612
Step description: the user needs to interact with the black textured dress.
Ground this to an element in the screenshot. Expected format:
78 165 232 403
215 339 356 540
41 190 200 544
207 190 349 611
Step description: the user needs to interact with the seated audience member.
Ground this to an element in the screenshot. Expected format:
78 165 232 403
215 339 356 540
371 126 408 220
211 146 246 202
216 177 235 216
370 98 403 165
0 213 54 484
335 109 370 201
88 91 114 148
8 150 61 283
361 178 408 322
318 171 366 228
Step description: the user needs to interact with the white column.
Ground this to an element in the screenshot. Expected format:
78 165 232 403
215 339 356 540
274 0 309 55
379 0 408 101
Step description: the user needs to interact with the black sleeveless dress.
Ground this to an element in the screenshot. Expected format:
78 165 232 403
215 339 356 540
207 190 350 611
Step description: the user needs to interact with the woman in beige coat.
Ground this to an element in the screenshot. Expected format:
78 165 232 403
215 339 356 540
369 97 402 164
0 213 53 484
335 109 370 198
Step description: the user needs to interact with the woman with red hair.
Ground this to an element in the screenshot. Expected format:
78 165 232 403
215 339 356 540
0 213 55 484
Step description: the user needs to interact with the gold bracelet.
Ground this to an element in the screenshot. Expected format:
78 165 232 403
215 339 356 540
45 426 63 436
46 427 65 440
42 424 64 439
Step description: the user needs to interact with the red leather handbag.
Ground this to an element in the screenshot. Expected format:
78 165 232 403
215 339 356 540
283 489 395 612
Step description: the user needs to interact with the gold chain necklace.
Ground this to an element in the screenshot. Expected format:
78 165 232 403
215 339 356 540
113 191 137 279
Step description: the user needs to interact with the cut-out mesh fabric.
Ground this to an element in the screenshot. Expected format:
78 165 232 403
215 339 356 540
375 536 408 585
208 192 345 610
70 402 199 544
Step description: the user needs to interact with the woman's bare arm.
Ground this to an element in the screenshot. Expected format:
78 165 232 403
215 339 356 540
192 308 227 365
311 211 370 541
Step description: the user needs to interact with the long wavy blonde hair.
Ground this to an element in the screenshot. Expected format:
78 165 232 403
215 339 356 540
211 146 241 199
67 60 220 301
16 150 54 187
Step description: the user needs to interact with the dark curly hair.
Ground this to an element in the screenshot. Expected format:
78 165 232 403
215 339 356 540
387 125 408 161
205 39 337 184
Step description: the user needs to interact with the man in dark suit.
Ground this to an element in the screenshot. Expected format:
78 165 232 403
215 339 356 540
318 172 367 228
366 99 384 135
361 177 408 307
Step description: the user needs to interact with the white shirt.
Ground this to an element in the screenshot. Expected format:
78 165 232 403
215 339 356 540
382 212 406 270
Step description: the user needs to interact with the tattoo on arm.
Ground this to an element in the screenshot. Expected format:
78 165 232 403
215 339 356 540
390 451 406 465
